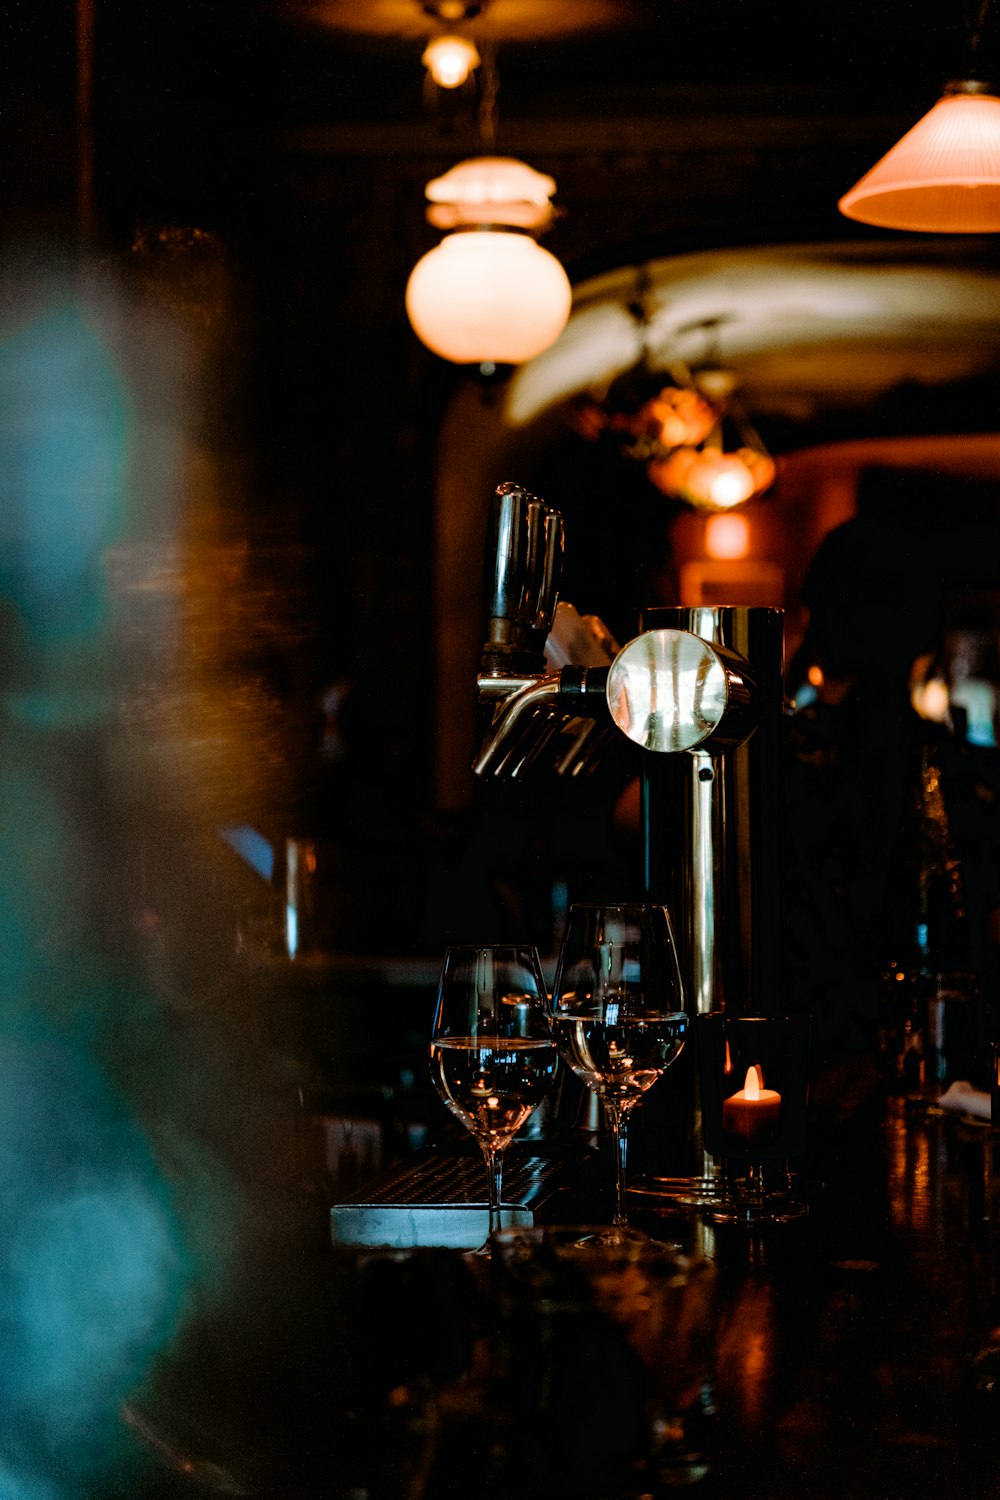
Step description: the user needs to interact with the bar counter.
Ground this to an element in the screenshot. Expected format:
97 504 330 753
316 1089 1000 1500
124 1077 1000 1499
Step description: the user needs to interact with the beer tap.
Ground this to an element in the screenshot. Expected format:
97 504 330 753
474 483 611 780
472 485 786 1187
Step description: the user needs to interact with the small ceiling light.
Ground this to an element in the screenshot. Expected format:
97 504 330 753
422 34 481 88
422 1 484 19
839 80 1000 232
406 157 572 365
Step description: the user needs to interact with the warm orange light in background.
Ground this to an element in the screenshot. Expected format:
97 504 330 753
649 444 775 512
422 35 480 88
807 663 824 688
913 676 950 722
705 512 750 559
839 83 1000 232
646 385 719 448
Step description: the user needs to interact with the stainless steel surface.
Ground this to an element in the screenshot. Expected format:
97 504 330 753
605 628 757 753
475 483 621 780
484 483 530 651
530 501 563 642
640 606 785 1020
482 482 564 664
472 673 564 777
330 1150 581 1249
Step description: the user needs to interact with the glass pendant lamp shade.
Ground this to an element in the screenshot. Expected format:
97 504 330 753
422 34 480 88
839 81 1000 232
406 230 572 363
647 443 776 511
406 155 571 364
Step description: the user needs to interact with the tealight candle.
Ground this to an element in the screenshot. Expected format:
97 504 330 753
722 1064 782 1146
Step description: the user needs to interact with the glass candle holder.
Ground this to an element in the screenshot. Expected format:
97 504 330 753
696 1013 811 1224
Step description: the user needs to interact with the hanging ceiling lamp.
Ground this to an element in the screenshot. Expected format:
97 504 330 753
407 22 572 368
839 0 1000 232
422 34 481 88
571 317 776 513
405 156 572 365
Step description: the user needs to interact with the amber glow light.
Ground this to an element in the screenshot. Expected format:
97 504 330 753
839 82 1000 233
913 676 951 721
705 512 750 559
406 157 572 365
406 232 571 363
422 34 481 88
650 447 756 510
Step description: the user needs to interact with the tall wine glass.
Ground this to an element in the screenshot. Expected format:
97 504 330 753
430 945 557 1252
552 904 687 1234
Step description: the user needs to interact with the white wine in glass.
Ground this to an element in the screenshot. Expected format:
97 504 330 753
552 904 687 1234
430 945 557 1251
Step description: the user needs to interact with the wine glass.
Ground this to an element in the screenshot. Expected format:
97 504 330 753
430 945 557 1252
551 903 688 1235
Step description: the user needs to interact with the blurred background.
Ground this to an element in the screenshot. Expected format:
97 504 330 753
3 1 1000 1493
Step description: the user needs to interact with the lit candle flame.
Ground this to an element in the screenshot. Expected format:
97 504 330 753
743 1065 760 1100
724 1039 733 1074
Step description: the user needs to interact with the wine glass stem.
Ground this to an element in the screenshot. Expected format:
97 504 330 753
746 1162 766 1202
605 1100 630 1227
482 1142 504 1239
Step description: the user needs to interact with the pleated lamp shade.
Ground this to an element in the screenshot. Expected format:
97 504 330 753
839 81 1000 233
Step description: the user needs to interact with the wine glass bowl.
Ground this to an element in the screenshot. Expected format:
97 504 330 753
430 945 557 1251
551 904 687 1231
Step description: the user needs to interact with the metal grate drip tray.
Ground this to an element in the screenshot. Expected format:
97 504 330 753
330 1146 594 1250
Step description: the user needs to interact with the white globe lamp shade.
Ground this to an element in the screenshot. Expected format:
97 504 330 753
405 229 573 364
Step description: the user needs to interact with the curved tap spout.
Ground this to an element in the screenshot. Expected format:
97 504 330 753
472 673 563 777
472 665 612 779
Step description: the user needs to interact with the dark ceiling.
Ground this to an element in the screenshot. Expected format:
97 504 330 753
4 0 999 239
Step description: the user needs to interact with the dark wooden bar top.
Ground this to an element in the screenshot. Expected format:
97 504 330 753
685 1098 1000 1499
125 1083 1000 1499
315 1093 1000 1500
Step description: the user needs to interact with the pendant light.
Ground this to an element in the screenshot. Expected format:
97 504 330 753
405 37 571 366
422 34 480 89
406 157 571 365
839 1 1000 232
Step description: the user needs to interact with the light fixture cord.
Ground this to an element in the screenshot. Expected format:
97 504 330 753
967 0 994 73
478 38 499 149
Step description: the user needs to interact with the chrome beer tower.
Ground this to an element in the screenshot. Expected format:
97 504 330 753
473 483 786 1177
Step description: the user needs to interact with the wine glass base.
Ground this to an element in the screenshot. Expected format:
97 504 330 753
570 1225 655 1249
628 1174 733 1210
705 1192 809 1225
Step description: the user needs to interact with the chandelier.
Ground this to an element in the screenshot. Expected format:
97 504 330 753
570 337 776 513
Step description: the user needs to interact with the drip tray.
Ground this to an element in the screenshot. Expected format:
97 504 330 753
331 1144 599 1251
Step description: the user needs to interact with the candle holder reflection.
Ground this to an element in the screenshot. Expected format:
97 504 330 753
696 1013 811 1224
